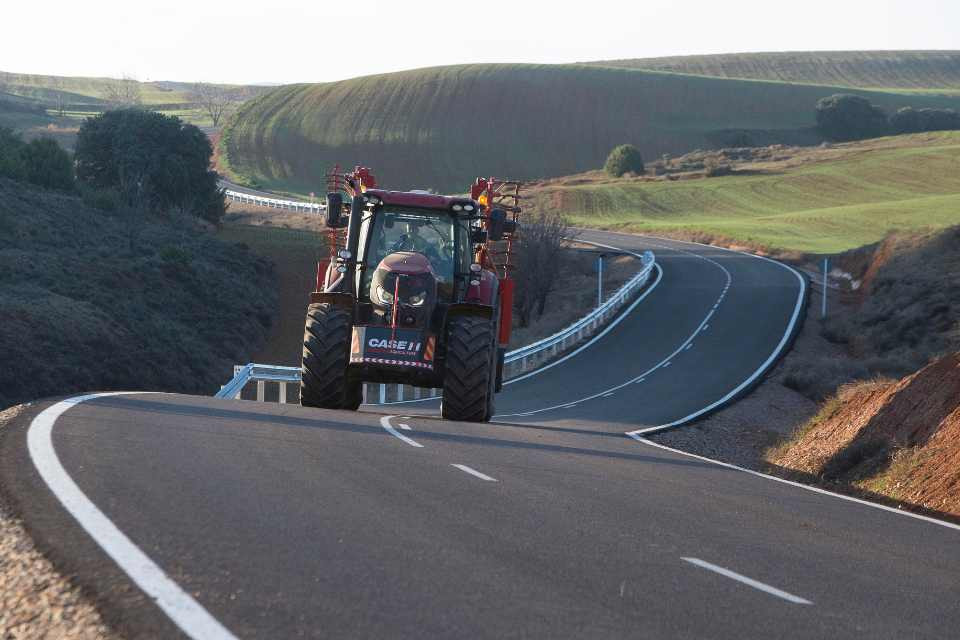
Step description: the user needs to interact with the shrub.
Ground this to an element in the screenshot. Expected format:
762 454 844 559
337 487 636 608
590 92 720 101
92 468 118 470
0 128 74 190
704 158 734 177
80 186 121 212
604 144 645 177
0 127 27 181
23 138 74 191
75 109 225 225
890 107 960 134
815 94 889 141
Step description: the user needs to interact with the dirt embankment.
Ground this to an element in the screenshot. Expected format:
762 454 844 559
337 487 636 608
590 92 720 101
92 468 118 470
654 224 959 520
768 353 960 518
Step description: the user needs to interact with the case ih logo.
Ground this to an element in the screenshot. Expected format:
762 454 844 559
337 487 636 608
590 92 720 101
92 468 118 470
367 338 422 355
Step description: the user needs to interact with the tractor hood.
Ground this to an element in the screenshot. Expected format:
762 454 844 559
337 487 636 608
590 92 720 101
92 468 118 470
370 251 438 328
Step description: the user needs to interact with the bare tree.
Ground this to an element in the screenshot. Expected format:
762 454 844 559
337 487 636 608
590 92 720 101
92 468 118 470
192 83 235 128
103 75 142 107
50 76 66 116
513 209 574 327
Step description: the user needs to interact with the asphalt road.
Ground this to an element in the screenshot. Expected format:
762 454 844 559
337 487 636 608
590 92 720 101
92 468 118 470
3 230 960 639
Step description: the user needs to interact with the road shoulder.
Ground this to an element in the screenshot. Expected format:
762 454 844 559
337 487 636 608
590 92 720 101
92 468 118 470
0 403 120 640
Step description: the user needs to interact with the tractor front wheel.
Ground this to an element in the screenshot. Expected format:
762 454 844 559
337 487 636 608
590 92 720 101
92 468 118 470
442 315 496 422
301 303 360 410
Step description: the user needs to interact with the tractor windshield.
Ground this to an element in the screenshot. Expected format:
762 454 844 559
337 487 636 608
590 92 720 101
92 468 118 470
359 208 468 300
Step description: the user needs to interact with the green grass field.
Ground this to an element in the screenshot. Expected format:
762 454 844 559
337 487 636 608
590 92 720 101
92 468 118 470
586 51 960 93
221 61 960 194
535 132 960 253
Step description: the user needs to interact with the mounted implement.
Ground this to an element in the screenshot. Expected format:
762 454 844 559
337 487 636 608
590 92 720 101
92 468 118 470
300 166 521 422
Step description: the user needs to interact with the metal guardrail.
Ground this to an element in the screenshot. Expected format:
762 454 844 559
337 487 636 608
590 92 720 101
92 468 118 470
225 189 325 213
503 250 654 377
215 364 301 401
215 250 656 404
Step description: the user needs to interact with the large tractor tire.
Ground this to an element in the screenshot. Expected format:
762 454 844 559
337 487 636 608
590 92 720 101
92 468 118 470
442 315 496 422
300 303 361 410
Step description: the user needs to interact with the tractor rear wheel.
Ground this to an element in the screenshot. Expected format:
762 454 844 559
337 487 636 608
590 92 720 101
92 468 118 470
300 303 360 410
442 315 496 422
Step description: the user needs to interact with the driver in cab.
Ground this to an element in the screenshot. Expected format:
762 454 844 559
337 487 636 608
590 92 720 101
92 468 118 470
393 222 430 253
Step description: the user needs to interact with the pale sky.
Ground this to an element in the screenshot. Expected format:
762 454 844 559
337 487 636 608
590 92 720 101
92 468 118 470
2 0 958 84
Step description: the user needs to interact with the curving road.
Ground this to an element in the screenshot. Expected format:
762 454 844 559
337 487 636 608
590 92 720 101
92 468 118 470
3 231 960 639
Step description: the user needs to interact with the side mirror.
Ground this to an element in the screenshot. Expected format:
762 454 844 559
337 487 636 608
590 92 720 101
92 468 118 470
325 192 343 228
488 208 507 241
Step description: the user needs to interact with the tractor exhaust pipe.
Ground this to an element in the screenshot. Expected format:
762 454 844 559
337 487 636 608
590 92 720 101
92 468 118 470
344 195 365 295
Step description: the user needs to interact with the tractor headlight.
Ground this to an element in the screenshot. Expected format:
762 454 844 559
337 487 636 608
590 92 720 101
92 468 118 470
377 285 394 304
408 291 427 307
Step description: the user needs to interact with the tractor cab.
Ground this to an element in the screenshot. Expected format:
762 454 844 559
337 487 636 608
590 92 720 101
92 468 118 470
357 203 470 306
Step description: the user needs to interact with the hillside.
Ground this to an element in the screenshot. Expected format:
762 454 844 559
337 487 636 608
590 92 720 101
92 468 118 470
220 63 960 194
768 353 960 519
0 179 276 409
0 71 263 149
586 51 960 92
524 132 960 253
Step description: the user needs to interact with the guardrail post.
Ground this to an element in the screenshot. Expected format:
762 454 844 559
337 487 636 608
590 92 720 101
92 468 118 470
398 385 404 402
379 384 386 404
256 380 265 402
414 386 421 400
279 382 287 404
362 384 368 405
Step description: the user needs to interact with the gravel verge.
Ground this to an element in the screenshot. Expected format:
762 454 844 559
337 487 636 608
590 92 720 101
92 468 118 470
0 404 119 640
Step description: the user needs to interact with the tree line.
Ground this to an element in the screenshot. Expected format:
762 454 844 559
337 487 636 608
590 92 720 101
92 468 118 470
815 94 960 142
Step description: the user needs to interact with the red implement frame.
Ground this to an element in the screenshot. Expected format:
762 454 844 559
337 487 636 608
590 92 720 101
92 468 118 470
470 177 523 346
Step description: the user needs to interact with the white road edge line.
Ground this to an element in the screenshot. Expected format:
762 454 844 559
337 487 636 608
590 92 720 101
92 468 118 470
451 464 498 482
625 235 807 436
635 435 960 532
496 260 721 418
27 393 240 640
380 415 423 447
681 557 812 605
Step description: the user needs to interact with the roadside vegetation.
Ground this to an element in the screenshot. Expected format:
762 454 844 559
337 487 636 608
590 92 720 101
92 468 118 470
0 178 275 410
0 110 276 409
219 63 960 194
783 225 960 400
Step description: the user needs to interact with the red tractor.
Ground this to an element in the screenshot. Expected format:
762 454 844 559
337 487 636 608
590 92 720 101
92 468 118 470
300 166 520 422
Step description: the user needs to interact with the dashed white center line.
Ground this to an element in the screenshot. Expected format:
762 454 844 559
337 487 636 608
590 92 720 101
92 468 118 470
681 558 812 605
380 416 423 448
398 423 412 431
684 343 693 350
663 361 672 368
562 403 577 409
451 464 498 482
602 392 615 398
701 323 709 331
